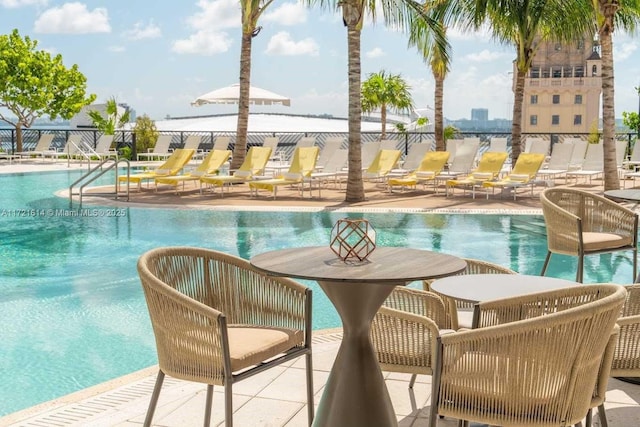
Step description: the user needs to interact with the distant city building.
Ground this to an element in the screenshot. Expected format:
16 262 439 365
471 108 489 121
520 32 601 135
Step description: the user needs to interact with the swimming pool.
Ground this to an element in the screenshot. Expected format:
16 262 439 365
0 170 634 416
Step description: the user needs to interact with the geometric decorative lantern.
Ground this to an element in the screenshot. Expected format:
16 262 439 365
330 218 377 261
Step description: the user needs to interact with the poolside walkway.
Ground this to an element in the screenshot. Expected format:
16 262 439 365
2 159 640 426
3 330 640 427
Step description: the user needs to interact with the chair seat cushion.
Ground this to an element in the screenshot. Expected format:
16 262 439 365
583 232 633 252
227 325 303 371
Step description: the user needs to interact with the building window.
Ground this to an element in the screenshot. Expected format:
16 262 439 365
574 115 582 125
531 67 540 78
552 115 560 125
592 65 598 76
575 66 584 77
552 68 562 78
530 115 538 126
531 95 538 104
575 94 583 104
552 94 560 104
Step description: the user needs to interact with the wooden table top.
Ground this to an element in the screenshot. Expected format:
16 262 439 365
430 273 580 303
251 246 466 283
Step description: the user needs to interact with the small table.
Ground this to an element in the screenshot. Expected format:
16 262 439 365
430 274 580 305
251 246 466 427
604 189 640 205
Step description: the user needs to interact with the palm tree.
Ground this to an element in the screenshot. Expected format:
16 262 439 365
407 3 452 152
592 0 640 191
461 0 593 164
231 0 275 170
361 71 415 139
307 0 441 202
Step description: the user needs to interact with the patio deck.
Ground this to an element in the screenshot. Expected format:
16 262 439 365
2 330 639 427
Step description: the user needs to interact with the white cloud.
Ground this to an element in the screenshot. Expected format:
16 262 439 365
187 0 239 30
172 0 238 55
366 47 385 58
171 30 232 55
122 20 161 40
262 2 307 25
34 2 110 34
1 0 47 8
614 41 638 61
464 49 509 63
265 31 319 56
108 45 125 53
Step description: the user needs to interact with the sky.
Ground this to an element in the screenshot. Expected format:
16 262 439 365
1 0 639 123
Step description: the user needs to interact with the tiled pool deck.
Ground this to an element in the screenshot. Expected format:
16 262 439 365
2 159 639 426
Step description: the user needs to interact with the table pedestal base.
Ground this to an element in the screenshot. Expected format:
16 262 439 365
313 280 400 427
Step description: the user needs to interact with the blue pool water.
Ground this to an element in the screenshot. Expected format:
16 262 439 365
0 170 634 416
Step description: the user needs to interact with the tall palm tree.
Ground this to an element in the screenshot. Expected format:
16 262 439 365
460 0 593 164
361 70 415 139
592 0 640 190
307 0 442 202
407 2 452 152
231 0 275 170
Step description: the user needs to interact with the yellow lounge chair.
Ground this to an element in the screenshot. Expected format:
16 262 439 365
446 151 508 198
387 151 450 193
118 148 195 191
482 152 545 200
364 149 402 181
155 149 231 194
200 146 272 196
249 146 320 199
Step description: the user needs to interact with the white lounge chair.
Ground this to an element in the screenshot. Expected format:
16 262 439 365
566 142 603 184
565 138 588 170
93 135 117 160
536 142 574 182
389 142 431 176
309 149 348 195
524 137 550 156
488 137 508 153
182 135 204 161
316 136 344 170
42 135 83 161
436 139 480 187
137 135 173 161
212 136 231 152
15 134 55 161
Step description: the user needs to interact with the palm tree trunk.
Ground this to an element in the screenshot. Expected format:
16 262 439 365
232 31 253 170
434 74 444 151
380 104 387 139
345 22 364 202
600 2 620 191
511 67 526 163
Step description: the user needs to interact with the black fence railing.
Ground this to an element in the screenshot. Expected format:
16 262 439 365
1 128 638 161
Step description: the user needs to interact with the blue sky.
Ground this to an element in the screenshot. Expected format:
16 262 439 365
1 0 639 122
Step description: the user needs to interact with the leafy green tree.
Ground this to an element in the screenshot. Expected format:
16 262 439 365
87 97 131 135
133 114 159 156
231 0 276 171
0 29 96 152
623 111 640 134
361 70 415 139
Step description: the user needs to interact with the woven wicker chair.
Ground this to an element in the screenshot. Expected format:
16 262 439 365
424 258 517 329
137 247 314 427
429 284 626 427
540 188 638 283
370 287 453 389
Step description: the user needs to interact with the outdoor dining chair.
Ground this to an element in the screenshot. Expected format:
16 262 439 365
137 247 314 427
429 284 626 427
540 187 638 283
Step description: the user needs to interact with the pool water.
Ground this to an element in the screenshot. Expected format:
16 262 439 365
0 170 634 416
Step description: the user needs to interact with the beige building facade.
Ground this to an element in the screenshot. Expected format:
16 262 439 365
518 34 602 135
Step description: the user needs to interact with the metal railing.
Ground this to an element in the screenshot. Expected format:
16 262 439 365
69 157 130 207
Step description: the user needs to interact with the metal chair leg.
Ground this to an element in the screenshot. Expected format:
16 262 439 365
225 382 233 427
585 408 592 427
577 255 584 283
540 251 552 276
143 370 165 427
306 352 315 425
409 373 418 389
204 385 214 427
598 403 609 427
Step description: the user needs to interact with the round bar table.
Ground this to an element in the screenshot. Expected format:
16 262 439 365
251 246 466 427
